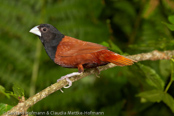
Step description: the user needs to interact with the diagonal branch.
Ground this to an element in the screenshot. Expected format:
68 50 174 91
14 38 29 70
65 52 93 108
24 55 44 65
2 50 174 116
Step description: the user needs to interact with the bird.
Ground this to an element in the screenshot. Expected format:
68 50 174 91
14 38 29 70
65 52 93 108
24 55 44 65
29 24 135 88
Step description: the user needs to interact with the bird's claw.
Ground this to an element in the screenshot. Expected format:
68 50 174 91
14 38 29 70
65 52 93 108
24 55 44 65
60 89 64 93
63 77 72 88
95 67 100 78
57 72 81 92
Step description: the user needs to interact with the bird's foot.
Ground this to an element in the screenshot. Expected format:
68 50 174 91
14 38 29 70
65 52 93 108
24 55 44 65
95 67 100 78
57 72 81 92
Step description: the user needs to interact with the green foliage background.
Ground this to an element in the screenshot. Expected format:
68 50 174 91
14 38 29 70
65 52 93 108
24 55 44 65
0 0 174 116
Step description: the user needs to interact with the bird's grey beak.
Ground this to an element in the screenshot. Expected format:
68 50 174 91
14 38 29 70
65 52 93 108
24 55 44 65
29 26 41 37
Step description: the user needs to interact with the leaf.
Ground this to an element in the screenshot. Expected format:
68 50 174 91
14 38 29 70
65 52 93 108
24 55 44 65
100 41 110 48
0 103 13 115
159 60 171 78
168 15 174 24
12 84 24 98
0 85 10 98
162 93 174 113
163 22 174 31
137 90 164 103
0 85 5 93
108 40 123 54
137 90 174 113
138 63 164 90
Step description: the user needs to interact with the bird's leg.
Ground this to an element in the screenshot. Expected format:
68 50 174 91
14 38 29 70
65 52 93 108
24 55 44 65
57 72 81 89
78 64 84 73
57 64 84 92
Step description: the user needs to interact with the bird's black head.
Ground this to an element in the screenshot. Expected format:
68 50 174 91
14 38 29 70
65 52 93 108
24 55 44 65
30 24 64 61
30 24 64 44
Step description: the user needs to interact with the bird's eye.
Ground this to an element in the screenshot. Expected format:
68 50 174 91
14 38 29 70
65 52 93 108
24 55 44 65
42 28 47 32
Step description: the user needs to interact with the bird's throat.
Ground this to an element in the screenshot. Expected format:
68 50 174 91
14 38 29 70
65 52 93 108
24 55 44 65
41 34 64 61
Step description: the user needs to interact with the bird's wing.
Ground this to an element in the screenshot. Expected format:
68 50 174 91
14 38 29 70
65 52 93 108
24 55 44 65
56 36 107 56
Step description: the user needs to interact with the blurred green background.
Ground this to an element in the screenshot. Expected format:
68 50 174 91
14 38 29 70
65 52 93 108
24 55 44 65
1 0 174 116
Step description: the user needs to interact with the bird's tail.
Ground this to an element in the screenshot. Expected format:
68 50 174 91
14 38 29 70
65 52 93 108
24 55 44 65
100 50 135 66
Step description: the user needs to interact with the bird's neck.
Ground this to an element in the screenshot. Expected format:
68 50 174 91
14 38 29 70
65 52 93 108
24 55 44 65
41 34 64 61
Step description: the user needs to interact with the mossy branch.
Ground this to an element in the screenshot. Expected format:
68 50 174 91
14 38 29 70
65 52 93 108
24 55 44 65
2 50 174 116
